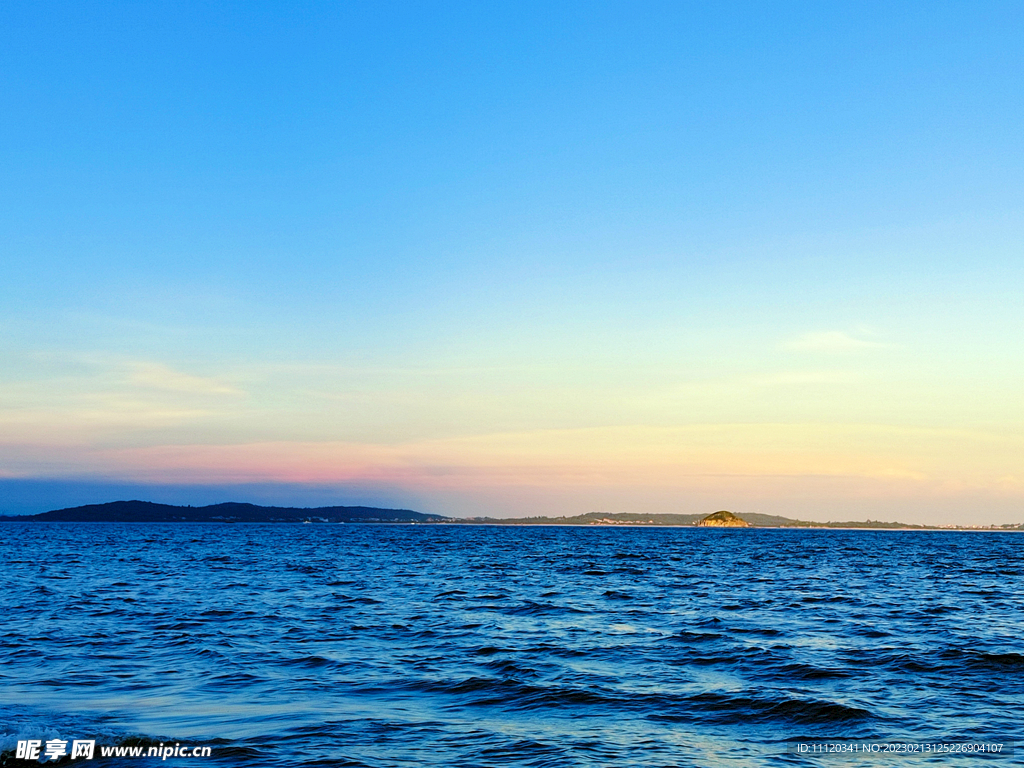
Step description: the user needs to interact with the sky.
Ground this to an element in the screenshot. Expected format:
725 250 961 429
2 1 1022 524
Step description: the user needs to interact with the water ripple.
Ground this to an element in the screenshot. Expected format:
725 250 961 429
1 523 1022 766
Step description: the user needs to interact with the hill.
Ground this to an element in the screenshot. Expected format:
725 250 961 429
1 500 448 523
462 511 934 528
697 510 750 527
2 501 989 529
464 511 707 526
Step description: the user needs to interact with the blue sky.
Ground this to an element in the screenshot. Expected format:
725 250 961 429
2 2 1022 522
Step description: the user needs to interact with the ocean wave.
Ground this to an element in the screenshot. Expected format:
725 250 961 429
652 692 874 725
4 524 1022 766
501 601 589 616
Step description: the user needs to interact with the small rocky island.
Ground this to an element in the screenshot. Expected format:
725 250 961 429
696 510 750 527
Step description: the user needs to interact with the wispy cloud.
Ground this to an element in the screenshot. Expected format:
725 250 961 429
127 363 242 395
752 371 848 386
782 331 888 353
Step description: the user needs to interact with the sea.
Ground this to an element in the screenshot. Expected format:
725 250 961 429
1 523 1021 766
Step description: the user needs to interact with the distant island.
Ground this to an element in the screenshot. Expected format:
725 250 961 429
696 510 750 527
465 510 1022 530
0 500 448 524
1 501 1021 529
459 511 933 528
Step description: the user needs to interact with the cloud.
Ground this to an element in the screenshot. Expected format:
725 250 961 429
782 331 887 353
752 371 848 387
127 363 242 395
12 421 1006 485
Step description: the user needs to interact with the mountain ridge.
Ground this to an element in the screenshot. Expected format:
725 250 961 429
0 499 447 523
2 500 1021 529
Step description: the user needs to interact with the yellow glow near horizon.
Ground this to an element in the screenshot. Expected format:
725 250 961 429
3 422 1020 521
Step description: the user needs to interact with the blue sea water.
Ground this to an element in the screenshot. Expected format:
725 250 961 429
1 523 1022 766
